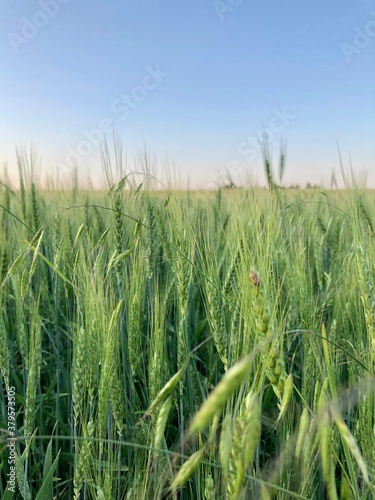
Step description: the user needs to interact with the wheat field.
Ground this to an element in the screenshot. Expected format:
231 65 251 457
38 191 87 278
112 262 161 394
0 151 374 499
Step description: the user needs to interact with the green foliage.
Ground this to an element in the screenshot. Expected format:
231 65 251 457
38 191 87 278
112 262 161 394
0 171 374 499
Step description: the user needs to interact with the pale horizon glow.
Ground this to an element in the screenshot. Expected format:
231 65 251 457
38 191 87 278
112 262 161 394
1 1 374 188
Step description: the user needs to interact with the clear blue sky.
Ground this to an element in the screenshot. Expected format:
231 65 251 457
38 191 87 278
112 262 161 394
1 0 374 188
